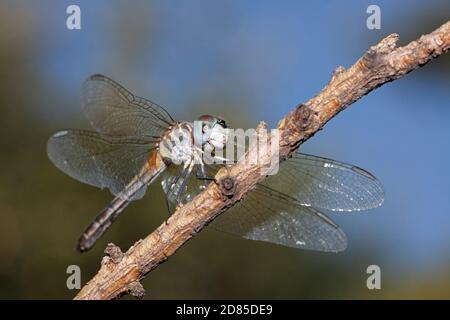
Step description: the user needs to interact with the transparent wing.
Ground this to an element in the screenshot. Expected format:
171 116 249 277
47 130 157 199
214 184 347 252
260 153 384 212
161 162 194 214
81 74 175 137
161 161 219 214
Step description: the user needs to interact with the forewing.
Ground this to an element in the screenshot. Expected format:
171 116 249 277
81 74 175 137
260 153 384 212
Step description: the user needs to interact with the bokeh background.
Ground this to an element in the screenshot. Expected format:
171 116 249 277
0 0 449 299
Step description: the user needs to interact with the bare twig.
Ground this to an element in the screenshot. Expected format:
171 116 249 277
75 21 450 300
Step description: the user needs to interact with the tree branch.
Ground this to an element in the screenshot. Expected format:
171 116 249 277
74 21 450 300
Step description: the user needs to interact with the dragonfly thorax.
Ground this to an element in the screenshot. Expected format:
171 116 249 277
158 116 229 165
158 122 195 164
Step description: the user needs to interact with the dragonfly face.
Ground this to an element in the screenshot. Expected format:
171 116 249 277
195 114 228 153
47 74 384 253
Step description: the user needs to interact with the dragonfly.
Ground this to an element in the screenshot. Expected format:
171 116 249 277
47 74 384 253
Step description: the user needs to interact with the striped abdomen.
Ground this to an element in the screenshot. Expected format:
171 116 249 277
76 150 166 252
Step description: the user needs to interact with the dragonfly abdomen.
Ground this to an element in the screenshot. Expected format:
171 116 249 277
76 195 130 252
76 152 166 252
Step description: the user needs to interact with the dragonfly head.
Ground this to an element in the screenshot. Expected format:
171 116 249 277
195 115 228 152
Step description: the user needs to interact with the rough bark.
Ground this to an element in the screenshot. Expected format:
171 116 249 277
75 21 450 300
